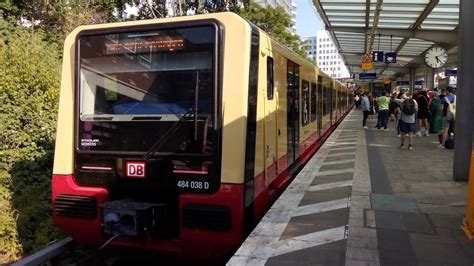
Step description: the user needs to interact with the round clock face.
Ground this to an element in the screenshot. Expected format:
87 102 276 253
425 46 448 68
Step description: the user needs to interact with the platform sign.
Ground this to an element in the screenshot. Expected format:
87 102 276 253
385 52 397 63
396 81 409 86
359 72 376 80
350 72 355 79
372 51 384 62
445 69 457 77
415 80 424 86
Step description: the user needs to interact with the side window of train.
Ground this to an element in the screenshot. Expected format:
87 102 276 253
302 80 310 126
310 83 316 122
267 57 274 100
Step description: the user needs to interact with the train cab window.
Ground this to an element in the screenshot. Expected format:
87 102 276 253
267 57 274 100
77 25 217 154
302 80 310 126
310 83 316 122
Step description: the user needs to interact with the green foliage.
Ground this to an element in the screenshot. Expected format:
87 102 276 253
0 22 62 263
237 1 308 59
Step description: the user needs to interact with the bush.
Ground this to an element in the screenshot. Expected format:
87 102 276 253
0 22 62 263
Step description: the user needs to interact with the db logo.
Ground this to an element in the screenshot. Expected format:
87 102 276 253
126 162 145 178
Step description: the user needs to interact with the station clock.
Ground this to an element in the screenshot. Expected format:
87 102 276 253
424 46 448 69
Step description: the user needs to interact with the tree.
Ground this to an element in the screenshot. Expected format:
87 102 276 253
0 21 62 264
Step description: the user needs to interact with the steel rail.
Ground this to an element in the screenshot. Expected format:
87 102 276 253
11 237 75 266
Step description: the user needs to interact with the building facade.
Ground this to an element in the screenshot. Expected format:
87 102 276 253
255 0 297 32
316 30 350 79
302 36 317 62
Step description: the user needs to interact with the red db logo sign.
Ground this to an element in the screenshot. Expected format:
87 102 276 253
126 162 145 178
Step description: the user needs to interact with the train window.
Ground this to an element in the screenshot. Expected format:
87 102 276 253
77 26 216 154
310 83 316 122
267 57 274 100
302 80 310 126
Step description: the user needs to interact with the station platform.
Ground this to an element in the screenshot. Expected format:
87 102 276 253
228 109 474 265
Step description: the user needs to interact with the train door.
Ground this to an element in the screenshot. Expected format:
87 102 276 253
310 82 317 136
317 76 323 137
264 56 277 185
287 61 300 167
329 85 333 124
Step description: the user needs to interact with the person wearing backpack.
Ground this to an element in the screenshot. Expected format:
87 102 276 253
437 87 456 149
415 90 430 137
396 92 418 150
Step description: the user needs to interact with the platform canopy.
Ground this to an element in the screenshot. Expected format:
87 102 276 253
312 0 459 81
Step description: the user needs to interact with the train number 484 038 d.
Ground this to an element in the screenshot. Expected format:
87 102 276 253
177 180 210 190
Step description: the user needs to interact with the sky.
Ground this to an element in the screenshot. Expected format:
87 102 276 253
295 0 324 38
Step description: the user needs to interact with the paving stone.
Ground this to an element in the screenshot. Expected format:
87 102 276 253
401 212 436 234
299 186 351 206
345 258 380 266
417 203 466 216
347 236 378 250
427 214 464 229
266 240 347 266
378 248 418 266
280 208 349 240
348 218 364 227
323 154 356 162
311 173 353 185
374 210 404 230
346 247 379 261
347 227 377 238
410 239 472 265
318 162 355 172
376 229 415 253
409 231 458 245
371 194 419 213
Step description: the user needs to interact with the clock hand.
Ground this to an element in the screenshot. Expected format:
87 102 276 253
435 56 441 63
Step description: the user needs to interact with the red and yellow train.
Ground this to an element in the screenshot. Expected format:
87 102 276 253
52 12 352 263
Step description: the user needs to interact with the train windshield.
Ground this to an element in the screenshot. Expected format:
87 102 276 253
77 25 216 154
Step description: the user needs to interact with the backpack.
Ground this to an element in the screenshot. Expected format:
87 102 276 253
445 95 456 121
445 135 454 149
402 98 416 115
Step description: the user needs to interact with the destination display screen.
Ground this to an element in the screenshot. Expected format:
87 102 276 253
104 37 185 54
77 25 217 154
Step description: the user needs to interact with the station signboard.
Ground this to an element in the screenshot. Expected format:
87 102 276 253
385 52 397 63
445 69 457 77
396 80 409 86
359 72 376 80
372 51 384 62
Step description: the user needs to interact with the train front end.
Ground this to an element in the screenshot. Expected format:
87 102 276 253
52 14 250 263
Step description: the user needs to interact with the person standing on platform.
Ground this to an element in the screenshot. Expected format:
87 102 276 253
376 91 390 130
429 91 442 134
437 87 456 148
415 90 430 137
394 92 404 137
361 92 370 129
397 92 418 150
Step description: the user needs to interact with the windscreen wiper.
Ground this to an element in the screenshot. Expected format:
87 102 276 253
141 107 195 161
